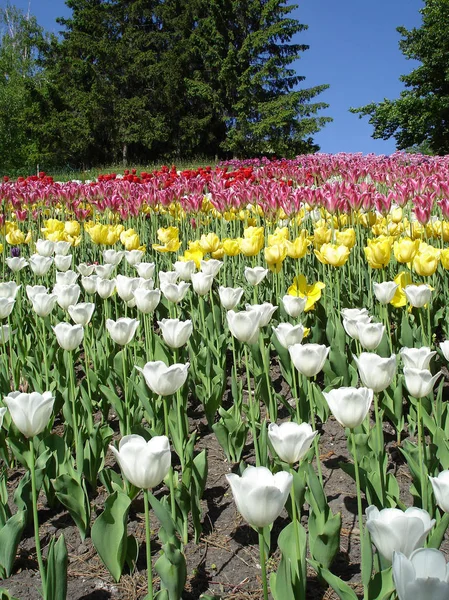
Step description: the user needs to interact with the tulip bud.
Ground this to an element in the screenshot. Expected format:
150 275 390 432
356 321 385 350
134 262 155 280
110 434 171 489
268 422 316 464
133 288 161 314
403 367 442 398
244 266 268 286
106 318 139 346
289 343 329 378
282 294 307 318
52 322 84 351
323 387 373 429
227 309 261 344
365 506 435 563
218 286 244 311
226 466 293 528
158 318 193 349
4 391 55 438
404 284 432 308
272 323 305 348
353 353 396 393
68 302 95 326
191 272 214 296
136 361 189 396
373 281 398 304
96 278 116 299
54 254 72 272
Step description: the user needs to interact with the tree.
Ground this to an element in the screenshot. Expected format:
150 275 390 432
191 0 332 158
0 3 45 172
351 0 449 155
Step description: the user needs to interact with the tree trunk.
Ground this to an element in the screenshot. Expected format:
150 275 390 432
122 143 128 168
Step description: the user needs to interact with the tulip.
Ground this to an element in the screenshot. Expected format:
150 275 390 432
136 361 189 396
268 422 316 464
115 275 140 303
323 387 373 429
244 266 268 285
218 286 244 311
4 391 55 438
53 284 81 311
173 260 195 281
29 254 53 276
134 262 155 280
134 288 161 314
0 325 15 344
403 367 442 398
95 264 116 279
393 238 420 263
110 434 171 490
282 294 307 318
227 309 261 344
0 297 15 319
106 318 139 346
226 466 293 528
124 250 144 266
373 281 398 304
6 257 28 272
191 272 214 296
96 278 116 299
272 323 305 348
440 340 449 362
53 241 72 256
429 470 449 513
35 239 55 257
0 282 20 299
52 322 84 351
356 321 385 350
158 318 193 349
54 254 72 272
55 270 79 286
0 406 6 427
26 285 47 302
137 277 155 291
31 293 58 318
160 281 190 304
365 506 435 563
200 259 223 277
342 308 372 340
246 303 278 327
353 353 396 393
159 271 179 285
81 274 99 295
400 346 435 370
68 303 95 326
103 249 124 266
77 263 95 277
404 284 432 308
289 343 329 378
393 548 449 600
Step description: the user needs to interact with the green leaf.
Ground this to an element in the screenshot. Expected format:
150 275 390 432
52 474 90 540
91 490 131 582
0 510 27 577
45 535 68 600
154 542 187 600
308 559 358 600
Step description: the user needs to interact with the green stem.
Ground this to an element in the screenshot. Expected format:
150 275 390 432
259 333 274 421
244 344 260 466
68 351 81 471
162 396 177 522
30 438 47 598
258 529 269 600
121 345 129 435
351 430 367 598
417 397 427 511
373 393 386 505
41 318 49 391
144 490 154 600
290 469 302 570
307 378 323 485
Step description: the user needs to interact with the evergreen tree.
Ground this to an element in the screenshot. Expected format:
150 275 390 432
351 0 449 155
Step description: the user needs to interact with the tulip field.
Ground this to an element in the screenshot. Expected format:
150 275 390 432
1 152 449 599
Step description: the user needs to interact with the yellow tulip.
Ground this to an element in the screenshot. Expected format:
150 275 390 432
211 247 225 259
123 233 141 251
243 226 264 240
265 243 288 273
313 225 332 248
440 248 449 269
412 245 440 276
157 227 179 244
358 212 378 228
393 238 420 263
222 238 241 256
287 274 325 312
364 236 393 269
390 271 413 308
335 228 356 249
152 238 182 253
285 232 310 259
315 243 350 267
42 219 64 236
64 221 80 237
6 229 26 245
267 227 289 246
390 207 403 224
182 249 203 267
199 232 220 254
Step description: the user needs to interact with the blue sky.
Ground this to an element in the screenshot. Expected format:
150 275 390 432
10 0 425 155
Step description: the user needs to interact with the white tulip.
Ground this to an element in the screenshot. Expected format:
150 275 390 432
429 470 449 513
136 361 189 396
227 309 261 344
124 250 144 266
200 259 223 277
373 281 398 304
95 264 116 279
399 347 436 370
35 239 55 257
53 284 81 311
53 241 72 256
158 318 193 349
68 303 95 326
31 293 58 317
55 270 79 286
218 286 244 311
282 294 307 318
6 257 28 272
160 281 190 304
54 254 72 272
77 263 96 277
272 323 305 348
191 272 214 296
0 298 15 319
96 278 116 299
159 271 179 285
393 548 449 600
133 288 161 314
246 302 278 327
116 275 140 302
106 318 139 346
134 262 155 280
268 422 317 464
353 353 397 393
4 391 55 438
52 322 84 351
403 368 442 398
0 282 20 299
323 387 373 429
356 321 385 350
81 275 99 295
440 341 449 362
289 343 330 378
26 285 48 302
29 254 53 276
404 285 432 308
244 266 268 286
103 250 124 266
173 260 195 281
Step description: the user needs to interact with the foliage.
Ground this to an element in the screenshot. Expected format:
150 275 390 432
351 0 449 155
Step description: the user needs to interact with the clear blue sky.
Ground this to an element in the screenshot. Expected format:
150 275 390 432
10 0 425 155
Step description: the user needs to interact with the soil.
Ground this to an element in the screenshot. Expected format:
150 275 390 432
0 361 445 600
